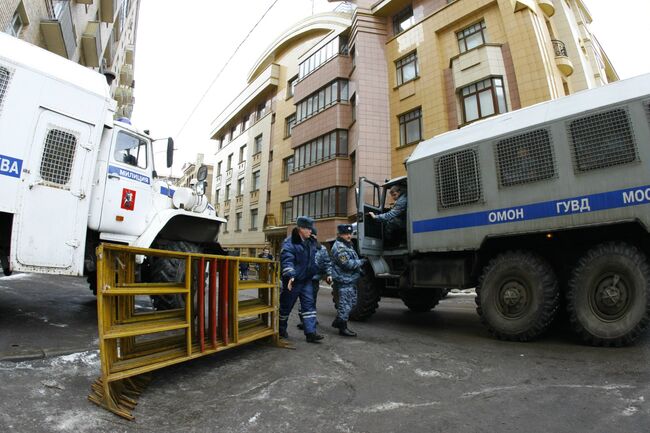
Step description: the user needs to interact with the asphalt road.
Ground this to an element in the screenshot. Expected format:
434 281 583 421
1 273 649 432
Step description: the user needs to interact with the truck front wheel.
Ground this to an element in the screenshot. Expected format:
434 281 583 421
349 263 382 321
476 251 559 341
566 242 650 346
150 241 202 310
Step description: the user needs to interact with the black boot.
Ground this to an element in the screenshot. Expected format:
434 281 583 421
279 329 288 339
306 333 324 343
338 321 357 337
331 317 342 329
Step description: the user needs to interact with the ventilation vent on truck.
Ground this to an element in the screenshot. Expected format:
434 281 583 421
495 128 555 187
40 128 78 187
0 65 12 115
568 107 637 173
436 148 482 209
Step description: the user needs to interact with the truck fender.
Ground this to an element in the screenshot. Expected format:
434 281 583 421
133 209 226 249
366 255 397 278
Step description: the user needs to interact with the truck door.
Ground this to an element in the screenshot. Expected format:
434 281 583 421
357 177 384 255
15 109 93 272
98 129 153 236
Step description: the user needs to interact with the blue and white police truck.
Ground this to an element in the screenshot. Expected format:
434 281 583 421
0 33 224 300
357 72 650 346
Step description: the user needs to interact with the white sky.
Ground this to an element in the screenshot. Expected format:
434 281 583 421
131 0 650 176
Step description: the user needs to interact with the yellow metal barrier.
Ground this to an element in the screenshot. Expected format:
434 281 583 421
88 243 281 420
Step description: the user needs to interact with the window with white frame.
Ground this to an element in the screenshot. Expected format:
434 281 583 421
287 75 298 98
285 114 296 137
457 20 486 53
254 134 263 154
6 8 24 37
296 79 349 123
393 5 414 35
250 209 258 230
236 212 242 231
252 170 260 191
395 51 418 86
460 77 507 123
237 177 245 196
398 108 422 147
225 184 231 201
282 156 294 181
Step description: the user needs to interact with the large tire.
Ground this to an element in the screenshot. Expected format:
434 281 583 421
476 251 559 341
399 271 442 312
566 242 650 346
349 264 382 322
150 241 202 310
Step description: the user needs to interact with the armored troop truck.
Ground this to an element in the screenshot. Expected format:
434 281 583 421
357 73 650 346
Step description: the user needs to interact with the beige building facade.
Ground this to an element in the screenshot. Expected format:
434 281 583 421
1 0 140 118
209 0 616 253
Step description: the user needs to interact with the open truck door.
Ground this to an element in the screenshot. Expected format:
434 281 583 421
357 177 384 256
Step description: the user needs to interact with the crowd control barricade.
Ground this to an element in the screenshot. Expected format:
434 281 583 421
88 243 281 420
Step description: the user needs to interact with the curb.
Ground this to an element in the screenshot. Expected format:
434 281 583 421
0 346 96 363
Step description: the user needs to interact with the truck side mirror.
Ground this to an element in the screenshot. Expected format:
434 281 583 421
166 138 174 168
197 165 208 182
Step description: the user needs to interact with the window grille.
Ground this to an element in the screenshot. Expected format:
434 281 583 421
495 129 555 187
568 108 637 172
40 128 78 187
436 149 482 208
0 66 12 115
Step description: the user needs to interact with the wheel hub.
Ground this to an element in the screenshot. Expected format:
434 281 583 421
592 273 630 320
498 280 529 318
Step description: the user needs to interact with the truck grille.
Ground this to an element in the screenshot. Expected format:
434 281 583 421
495 128 555 187
568 107 637 172
0 65 12 115
40 128 77 187
436 148 482 209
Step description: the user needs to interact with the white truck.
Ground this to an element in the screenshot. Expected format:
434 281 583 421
356 73 650 346
0 33 225 299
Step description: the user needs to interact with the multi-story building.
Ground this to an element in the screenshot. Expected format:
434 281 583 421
1 0 140 118
177 154 214 203
209 0 616 253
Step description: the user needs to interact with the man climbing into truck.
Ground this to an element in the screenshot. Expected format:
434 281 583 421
369 184 407 247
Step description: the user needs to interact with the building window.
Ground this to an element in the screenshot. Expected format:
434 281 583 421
229 125 237 140
293 130 348 172
6 6 24 37
395 52 418 86
256 101 267 120
227 154 233 170
350 46 355 67
461 77 507 123
292 187 347 221
398 108 422 147
223 216 229 233
350 94 356 122
252 170 260 191
243 113 252 131
287 75 298 98
250 209 258 230
281 201 293 225
217 136 224 150
296 79 349 123
239 144 247 163
285 114 296 137
298 35 349 79
236 212 242 231
350 151 356 185
215 188 220 203
225 184 231 201
282 156 294 181
237 177 245 196
254 134 263 154
457 20 486 53
393 5 414 35
217 161 222 174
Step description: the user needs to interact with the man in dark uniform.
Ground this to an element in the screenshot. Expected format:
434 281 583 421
331 224 366 337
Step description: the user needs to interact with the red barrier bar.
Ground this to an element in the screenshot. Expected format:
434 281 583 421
219 260 229 345
198 257 205 352
209 259 217 349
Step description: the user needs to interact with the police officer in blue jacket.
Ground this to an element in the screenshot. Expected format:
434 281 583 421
279 216 324 343
331 224 366 337
297 226 332 330
369 184 407 246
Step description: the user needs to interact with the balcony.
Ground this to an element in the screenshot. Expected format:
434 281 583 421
101 0 117 23
537 0 555 16
120 64 134 87
224 200 231 213
103 31 116 68
238 160 247 173
291 103 352 147
226 168 233 181
236 195 244 209
252 152 262 168
215 175 222 186
114 85 134 106
125 45 135 65
40 0 76 60
81 21 102 67
552 40 574 77
250 190 260 205
294 55 353 101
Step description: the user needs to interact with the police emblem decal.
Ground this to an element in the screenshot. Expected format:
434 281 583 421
121 188 136 211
